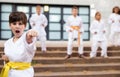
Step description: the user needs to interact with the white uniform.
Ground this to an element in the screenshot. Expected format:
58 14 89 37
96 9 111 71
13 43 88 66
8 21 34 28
108 13 120 46
90 20 107 58
4 32 37 77
65 15 84 55
29 13 48 51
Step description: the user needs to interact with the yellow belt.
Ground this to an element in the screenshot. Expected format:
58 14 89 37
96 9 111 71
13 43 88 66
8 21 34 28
71 26 80 46
0 62 31 77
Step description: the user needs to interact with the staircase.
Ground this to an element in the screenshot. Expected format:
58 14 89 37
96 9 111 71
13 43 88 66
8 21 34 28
0 46 120 77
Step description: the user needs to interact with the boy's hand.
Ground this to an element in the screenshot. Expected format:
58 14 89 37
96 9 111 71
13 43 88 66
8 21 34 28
103 30 106 33
27 30 38 37
69 30 73 32
80 32 83 34
94 32 97 34
112 20 114 23
1 54 9 61
33 23 35 26
26 30 38 44
42 24 44 27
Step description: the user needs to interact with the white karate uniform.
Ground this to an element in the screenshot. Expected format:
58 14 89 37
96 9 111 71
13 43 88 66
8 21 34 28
29 13 48 51
90 20 107 58
65 15 84 55
4 32 37 77
108 13 120 46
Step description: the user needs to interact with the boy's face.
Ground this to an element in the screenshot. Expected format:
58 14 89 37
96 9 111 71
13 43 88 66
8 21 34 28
114 8 119 14
72 9 78 17
95 13 101 21
9 21 25 38
36 6 41 15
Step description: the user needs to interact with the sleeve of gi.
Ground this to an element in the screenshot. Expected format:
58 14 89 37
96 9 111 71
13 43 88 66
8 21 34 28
23 30 37 52
90 21 98 34
65 17 73 32
42 15 48 27
108 14 113 24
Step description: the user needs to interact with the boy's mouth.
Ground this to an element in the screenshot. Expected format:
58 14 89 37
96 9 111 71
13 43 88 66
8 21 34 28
15 30 20 33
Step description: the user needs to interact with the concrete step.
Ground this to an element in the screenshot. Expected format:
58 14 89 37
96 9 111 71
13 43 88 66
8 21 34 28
34 70 120 77
0 51 120 57
0 56 120 65
0 46 120 52
37 46 120 51
0 63 120 72
32 56 120 64
33 63 120 72
34 51 120 57
1 57 120 65
0 41 120 77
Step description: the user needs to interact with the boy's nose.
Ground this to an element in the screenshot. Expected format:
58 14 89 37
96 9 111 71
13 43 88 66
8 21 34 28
15 24 20 29
16 24 20 27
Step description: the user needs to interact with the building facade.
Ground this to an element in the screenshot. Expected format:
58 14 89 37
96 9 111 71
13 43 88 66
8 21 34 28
0 0 120 41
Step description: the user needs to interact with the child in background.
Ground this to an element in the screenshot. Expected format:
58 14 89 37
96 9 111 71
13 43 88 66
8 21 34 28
90 12 108 58
65 6 85 59
108 6 120 46
29 5 48 53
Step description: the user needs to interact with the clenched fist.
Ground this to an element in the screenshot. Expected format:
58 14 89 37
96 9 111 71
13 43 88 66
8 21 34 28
26 29 38 44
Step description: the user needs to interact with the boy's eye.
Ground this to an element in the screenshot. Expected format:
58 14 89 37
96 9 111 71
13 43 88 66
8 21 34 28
13 22 16 25
19 22 23 25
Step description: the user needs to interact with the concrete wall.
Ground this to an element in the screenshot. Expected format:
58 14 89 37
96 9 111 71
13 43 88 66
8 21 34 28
0 0 91 5
90 0 120 37
0 0 120 21
0 0 120 38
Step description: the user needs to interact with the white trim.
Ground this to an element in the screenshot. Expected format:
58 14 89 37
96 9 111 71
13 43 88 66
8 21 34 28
0 0 91 5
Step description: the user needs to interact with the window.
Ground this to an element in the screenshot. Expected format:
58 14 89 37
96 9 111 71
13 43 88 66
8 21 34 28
0 4 12 39
48 6 90 40
79 7 90 40
0 4 90 41
49 7 62 40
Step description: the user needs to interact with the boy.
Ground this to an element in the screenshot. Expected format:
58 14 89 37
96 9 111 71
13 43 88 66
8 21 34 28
90 12 108 58
0 12 38 77
65 6 85 59
29 5 48 53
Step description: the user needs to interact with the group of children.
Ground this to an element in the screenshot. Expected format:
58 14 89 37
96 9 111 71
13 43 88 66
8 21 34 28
0 5 120 77
65 6 120 59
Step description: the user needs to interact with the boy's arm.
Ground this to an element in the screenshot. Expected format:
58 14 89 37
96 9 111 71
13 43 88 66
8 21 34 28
90 22 98 34
42 15 48 28
26 30 38 44
103 21 107 33
108 15 114 24
79 18 84 33
65 18 73 32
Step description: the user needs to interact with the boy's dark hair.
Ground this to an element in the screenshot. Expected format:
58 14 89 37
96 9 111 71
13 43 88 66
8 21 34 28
119 10 120 15
36 5 42 8
72 6 78 10
95 11 101 17
9 12 27 26
112 6 120 14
